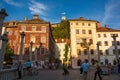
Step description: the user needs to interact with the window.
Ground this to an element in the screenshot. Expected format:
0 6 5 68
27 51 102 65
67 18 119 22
104 41 108 46
76 38 80 44
99 50 103 55
32 26 36 31
82 38 86 43
9 31 12 35
90 49 94 55
88 23 91 26
13 41 16 46
82 30 86 34
98 34 101 38
41 26 46 32
41 36 46 43
89 39 93 44
112 41 114 45
76 23 78 25
84 49 87 55
70 23 73 25
88 30 92 34
76 29 79 34
82 23 85 26
30 36 35 43
21 26 26 31
106 50 109 55
104 34 107 37
77 49 81 55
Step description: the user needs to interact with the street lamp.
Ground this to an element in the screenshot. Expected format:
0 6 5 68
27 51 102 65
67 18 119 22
111 34 119 63
0 8 8 36
80 38 91 65
30 41 33 62
0 32 8 69
96 42 100 65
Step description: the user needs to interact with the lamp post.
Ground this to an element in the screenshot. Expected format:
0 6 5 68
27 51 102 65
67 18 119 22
96 42 100 65
34 47 38 61
0 32 8 69
30 41 33 62
111 34 119 63
19 32 25 61
0 8 8 36
80 39 91 65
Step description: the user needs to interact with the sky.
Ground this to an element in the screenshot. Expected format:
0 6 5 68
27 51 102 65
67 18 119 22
0 0 120 29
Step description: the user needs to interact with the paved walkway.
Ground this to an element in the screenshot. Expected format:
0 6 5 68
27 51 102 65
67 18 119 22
17 69 120 80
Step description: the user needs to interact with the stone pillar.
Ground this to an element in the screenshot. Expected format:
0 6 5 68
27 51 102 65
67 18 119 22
0 9 8 36
111 34 119 63
19 32 25 61
35 47 37 61
97 42 100 65
0 32 8 69
30 41 33 62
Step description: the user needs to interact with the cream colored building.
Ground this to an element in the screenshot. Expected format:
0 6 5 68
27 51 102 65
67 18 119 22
69 17 120 68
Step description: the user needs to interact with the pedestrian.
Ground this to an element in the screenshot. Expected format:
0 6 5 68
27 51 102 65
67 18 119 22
25 60 31 74
17 61 22 79
80 61 83 74
62 63 69 80
118 62 120 73
94 60 102 80
81 59 89 80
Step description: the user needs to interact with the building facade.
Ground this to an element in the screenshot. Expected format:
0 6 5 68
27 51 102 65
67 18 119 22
3 15 55 63
69 17 120 68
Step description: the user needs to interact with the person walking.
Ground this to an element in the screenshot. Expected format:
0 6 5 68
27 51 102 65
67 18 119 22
81 59 89 80
25 60 31 75
62 63 69 80
17 61 22 79
118 62 120 74
94 60 102 80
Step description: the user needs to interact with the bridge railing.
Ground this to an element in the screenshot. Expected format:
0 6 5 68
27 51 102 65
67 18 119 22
0 68 18 80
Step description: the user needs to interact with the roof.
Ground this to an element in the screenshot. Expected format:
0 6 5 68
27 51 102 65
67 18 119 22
19 18 50 24
68 17 99 22
97 27 120 32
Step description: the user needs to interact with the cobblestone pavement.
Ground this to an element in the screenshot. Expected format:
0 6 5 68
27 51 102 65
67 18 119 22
18 69 120 80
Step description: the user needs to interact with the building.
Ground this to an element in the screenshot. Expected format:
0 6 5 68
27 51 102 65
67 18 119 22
69 17 120 68
3 15 55 63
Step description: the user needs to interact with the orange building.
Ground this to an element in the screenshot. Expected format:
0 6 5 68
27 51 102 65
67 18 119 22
3 15 55 62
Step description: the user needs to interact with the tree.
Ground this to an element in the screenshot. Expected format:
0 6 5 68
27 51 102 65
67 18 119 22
52 20 70 39
4 43 15 62
63 44 69 64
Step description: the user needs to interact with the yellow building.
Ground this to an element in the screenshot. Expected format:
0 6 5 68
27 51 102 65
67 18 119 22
69 17 120 68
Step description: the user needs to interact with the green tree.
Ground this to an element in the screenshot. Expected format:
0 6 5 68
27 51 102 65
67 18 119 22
63 44 69 63
52 20 70 39
4 43 15 62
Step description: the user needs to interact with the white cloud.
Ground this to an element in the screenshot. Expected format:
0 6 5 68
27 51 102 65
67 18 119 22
29 0 47 16
102 0 120 25
4 0 22 7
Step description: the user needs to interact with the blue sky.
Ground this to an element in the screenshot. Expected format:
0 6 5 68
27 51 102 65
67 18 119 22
0 0 120 29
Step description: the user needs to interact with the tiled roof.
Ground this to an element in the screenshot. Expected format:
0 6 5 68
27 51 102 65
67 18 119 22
97 27 120 32
19 19 49 24
69 17 98 22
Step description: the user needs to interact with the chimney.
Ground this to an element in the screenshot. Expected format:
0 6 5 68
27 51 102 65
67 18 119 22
24 16 28 21
33 14 39 19
79 17 84 20
96 22 101 28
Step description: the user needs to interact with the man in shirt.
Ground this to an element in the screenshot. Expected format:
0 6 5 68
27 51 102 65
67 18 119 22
81 59 89 80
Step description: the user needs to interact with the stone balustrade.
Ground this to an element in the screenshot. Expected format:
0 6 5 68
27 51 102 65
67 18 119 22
0 68 18 80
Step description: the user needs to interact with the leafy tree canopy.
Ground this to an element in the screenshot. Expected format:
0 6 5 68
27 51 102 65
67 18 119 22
52 20 70 39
